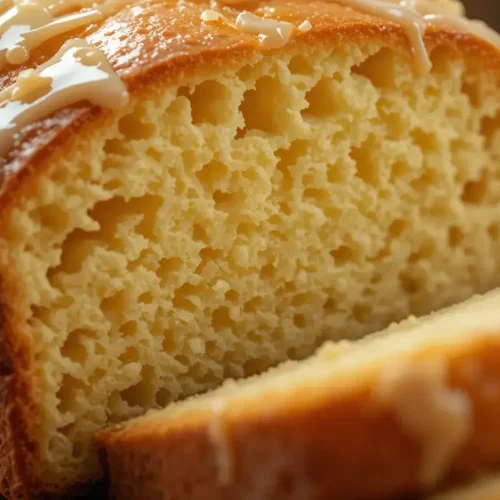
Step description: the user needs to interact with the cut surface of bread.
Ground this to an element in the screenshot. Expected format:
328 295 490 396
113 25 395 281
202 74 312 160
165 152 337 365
0 0 499 497
98 290 500 500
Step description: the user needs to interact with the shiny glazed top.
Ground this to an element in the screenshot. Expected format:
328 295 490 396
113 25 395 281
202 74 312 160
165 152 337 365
0 0 498 196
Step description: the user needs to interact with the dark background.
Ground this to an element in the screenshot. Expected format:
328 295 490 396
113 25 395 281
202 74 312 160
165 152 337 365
463 0 500 31
0 2 498 500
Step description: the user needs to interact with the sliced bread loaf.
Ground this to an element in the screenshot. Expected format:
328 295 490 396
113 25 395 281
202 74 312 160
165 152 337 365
0 0 499 496
98 290 500 500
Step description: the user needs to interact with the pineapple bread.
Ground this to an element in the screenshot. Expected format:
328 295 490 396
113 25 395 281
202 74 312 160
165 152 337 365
98 290 500 500
0 0 499 497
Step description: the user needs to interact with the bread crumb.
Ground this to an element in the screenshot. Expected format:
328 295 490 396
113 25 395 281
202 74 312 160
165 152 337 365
213 280 231 293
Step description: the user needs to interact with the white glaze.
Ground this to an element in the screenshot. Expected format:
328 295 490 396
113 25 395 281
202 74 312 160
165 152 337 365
298 19 312 33
424 13 500 48
336 0 432 73
0 7 102 69
227 0 498 72
374 360 472 485
236 11 295 49
201 9 221 22
0 0 134 71
207 400 233 486
335 0 499 74
0 39 129 158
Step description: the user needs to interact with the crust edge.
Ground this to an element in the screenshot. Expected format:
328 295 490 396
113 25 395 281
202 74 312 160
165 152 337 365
97 334 500 500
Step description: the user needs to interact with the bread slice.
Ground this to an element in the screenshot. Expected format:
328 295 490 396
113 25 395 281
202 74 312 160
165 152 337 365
0 0 499 497
97 290 500 500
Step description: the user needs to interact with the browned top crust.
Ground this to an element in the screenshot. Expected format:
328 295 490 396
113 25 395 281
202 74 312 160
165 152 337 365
0 0 499 207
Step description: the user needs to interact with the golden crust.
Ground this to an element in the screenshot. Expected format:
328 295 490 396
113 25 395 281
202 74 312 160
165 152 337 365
97 333 500 500
0 1 498 498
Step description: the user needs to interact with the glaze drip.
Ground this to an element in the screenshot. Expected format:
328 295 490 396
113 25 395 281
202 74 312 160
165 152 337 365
0 0 133 70
205 0 498 73
0 39 129 158
236 11 295 49
374 361 472 485
334 0 499 73
424 13 500 48
0 5 102 69
207 401 233 486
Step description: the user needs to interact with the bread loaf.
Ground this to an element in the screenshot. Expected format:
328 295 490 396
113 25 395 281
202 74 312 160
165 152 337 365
97 290 500 500
0 0 498 497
